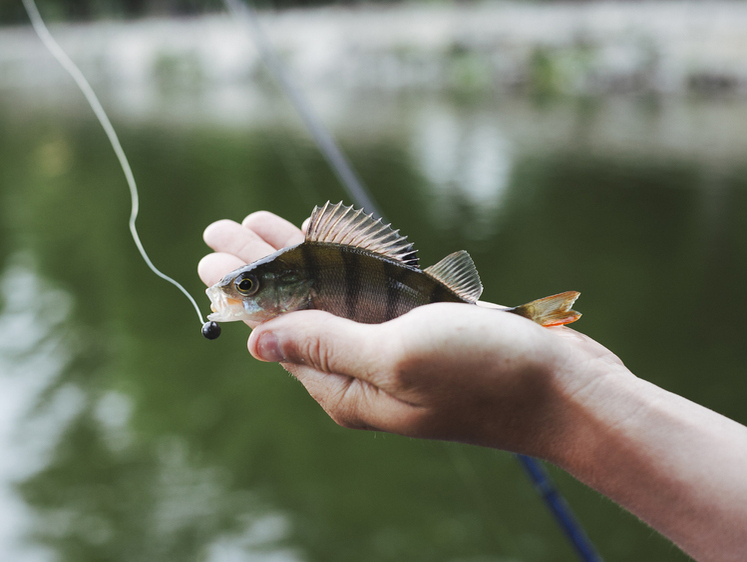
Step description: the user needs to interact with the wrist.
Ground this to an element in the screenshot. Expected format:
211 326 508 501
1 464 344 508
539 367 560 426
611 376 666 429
477 343 637 461
545 364 644 472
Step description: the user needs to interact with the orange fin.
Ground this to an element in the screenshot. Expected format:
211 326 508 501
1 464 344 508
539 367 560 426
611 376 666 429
508 291 581 327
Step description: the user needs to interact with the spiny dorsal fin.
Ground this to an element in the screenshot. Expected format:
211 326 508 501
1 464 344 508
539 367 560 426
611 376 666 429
424 250 483 303
306 202 419 267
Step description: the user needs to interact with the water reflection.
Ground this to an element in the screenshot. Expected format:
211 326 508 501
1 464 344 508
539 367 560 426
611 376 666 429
411 104 512 239
1 89 745 561
0 257 301 560
0 258 77 562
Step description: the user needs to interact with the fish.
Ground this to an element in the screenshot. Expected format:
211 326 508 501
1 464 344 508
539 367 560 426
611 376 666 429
206 202 581 327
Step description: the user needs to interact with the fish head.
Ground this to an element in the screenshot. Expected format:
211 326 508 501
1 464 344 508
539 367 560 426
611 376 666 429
206 249 314 324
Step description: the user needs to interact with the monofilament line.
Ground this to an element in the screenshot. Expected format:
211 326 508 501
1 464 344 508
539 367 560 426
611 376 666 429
22 0 207 326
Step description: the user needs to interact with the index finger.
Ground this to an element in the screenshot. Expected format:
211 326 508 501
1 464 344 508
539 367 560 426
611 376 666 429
242 211 304 250
203 219 277 264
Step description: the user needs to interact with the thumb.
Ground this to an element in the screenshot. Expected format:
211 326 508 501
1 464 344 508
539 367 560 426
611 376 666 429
248 310 419 432
248 310 383 379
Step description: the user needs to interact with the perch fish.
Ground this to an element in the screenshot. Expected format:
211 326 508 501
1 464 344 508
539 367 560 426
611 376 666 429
206 202 581 326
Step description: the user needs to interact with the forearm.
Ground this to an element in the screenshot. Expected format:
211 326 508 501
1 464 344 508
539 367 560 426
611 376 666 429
552 367 747 562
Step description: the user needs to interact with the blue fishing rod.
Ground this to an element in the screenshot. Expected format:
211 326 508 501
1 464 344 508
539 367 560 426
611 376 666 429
224 1 603 560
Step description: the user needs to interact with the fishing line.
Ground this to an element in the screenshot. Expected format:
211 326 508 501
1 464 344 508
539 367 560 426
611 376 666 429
21 0 221 340
223 1 603 559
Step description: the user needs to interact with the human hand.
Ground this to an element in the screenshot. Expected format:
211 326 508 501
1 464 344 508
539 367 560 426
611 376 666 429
198 211 630 461
253 303 634 460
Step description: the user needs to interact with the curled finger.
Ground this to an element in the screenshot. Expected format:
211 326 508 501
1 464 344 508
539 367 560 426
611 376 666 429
242 211 304 250
198 252 246 287
203 219 277 264
281 362 423 434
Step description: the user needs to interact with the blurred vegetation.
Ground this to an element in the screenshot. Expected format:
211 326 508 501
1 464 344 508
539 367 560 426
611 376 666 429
0 0 400 24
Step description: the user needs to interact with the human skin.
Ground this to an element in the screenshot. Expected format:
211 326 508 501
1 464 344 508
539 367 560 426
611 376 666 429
199 211 747 562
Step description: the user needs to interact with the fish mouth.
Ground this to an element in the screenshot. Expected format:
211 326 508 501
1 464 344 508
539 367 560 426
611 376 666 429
206 285 246 322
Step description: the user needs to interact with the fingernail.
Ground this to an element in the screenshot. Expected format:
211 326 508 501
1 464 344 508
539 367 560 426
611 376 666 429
255 331 285 362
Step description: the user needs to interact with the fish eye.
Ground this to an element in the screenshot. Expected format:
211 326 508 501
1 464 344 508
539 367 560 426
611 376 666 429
235 274 259 296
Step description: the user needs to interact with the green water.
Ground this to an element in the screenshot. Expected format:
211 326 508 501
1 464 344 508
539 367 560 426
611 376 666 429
1 90 745 562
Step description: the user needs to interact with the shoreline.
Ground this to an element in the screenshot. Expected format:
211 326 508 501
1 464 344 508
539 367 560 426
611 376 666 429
2 1 747 96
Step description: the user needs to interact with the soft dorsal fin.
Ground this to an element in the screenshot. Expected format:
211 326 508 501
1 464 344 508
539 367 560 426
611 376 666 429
424 251 483 303
306 202 419 267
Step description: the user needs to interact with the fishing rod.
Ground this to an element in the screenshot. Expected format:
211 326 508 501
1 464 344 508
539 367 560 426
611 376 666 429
224 2 603 560
517 455 603 561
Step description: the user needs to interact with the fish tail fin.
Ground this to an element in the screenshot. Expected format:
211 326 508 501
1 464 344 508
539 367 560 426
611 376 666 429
509 291 581 327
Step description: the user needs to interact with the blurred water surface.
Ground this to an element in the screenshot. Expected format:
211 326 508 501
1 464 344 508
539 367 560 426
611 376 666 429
1 73 746 562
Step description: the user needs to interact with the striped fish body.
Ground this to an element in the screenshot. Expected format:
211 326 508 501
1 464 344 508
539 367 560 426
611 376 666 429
206 202 581 328
271 242 466 323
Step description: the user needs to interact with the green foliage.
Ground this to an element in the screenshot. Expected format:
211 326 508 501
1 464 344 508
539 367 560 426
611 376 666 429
1 0 407 24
